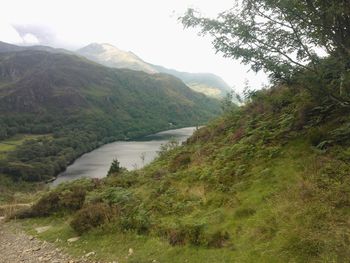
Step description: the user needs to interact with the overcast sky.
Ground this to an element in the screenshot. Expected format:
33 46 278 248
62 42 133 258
0 0 268 93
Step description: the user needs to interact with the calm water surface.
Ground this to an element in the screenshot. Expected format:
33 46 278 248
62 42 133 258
52 127 196 186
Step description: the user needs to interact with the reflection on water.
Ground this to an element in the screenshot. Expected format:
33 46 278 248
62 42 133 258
52 127 196 186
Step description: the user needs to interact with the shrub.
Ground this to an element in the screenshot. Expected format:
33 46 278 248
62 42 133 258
168 228 187 246
207 231 230 248
28 191 61 217
107 158 122 176
166 223 206 246
234 207 256 219
99 187 134 207
230 127 245 142
308 127 327 147
70 203 113 234
119 209 151 234
168 152 191 172
59 187 86 210
15 185 87 218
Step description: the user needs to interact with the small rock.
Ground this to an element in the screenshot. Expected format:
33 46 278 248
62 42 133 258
32 247 41 251
67 237 80 243
85 251 95 257
35 226 51 233
28 235 35 241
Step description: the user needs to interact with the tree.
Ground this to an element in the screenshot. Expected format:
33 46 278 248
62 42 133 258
221 91 237 113
107 158 121 176
180 0 350 104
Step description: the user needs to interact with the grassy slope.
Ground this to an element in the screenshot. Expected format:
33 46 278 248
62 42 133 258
16 86 350 262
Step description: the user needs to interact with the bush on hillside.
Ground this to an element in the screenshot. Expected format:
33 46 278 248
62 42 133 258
308 127 328 147
14 184 89 218
207 230 230 248
168 152 191 172
70 203 113 234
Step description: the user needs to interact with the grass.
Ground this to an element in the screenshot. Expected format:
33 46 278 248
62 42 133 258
15 138 316 262
19 217 239 263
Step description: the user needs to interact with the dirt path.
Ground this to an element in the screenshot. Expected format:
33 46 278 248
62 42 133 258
0 219 90 263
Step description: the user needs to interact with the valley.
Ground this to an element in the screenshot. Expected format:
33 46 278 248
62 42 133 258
1 0 350 262
0 44 221 190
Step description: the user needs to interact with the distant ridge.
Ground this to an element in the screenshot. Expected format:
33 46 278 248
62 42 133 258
0 41 235 99
77 43 233 98
0 41 71 54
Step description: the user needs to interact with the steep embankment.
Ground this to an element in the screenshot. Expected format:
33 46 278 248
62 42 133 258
0 49 220 184
16 85 350 262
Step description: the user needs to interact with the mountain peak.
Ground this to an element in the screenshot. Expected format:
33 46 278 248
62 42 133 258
77 43 157 74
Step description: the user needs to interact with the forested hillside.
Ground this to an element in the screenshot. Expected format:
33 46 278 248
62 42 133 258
0 49 220 183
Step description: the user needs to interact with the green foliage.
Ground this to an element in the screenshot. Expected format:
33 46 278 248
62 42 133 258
180 1 350 107
234 207 256 219
107 158 121 176
308 127 328 147
15 181 95 218
181 1 350 78
70 203 113 234
157 138 180 157
220 91 237 114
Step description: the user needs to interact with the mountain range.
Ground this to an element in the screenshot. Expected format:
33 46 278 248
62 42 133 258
0 41 234 99
76 43 233 98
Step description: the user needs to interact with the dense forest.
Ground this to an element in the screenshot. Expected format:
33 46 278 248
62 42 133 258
0 49 221 183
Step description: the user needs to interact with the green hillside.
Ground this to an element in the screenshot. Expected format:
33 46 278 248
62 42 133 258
0 49 220 183
15 79 350 262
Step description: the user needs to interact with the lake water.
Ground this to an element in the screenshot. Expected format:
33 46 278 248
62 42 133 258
52 127 197 186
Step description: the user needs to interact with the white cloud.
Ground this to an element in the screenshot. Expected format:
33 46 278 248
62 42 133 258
22 33 40 44
0 20 22 43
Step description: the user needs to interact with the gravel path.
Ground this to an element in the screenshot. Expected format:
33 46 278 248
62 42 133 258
0 219 90 263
